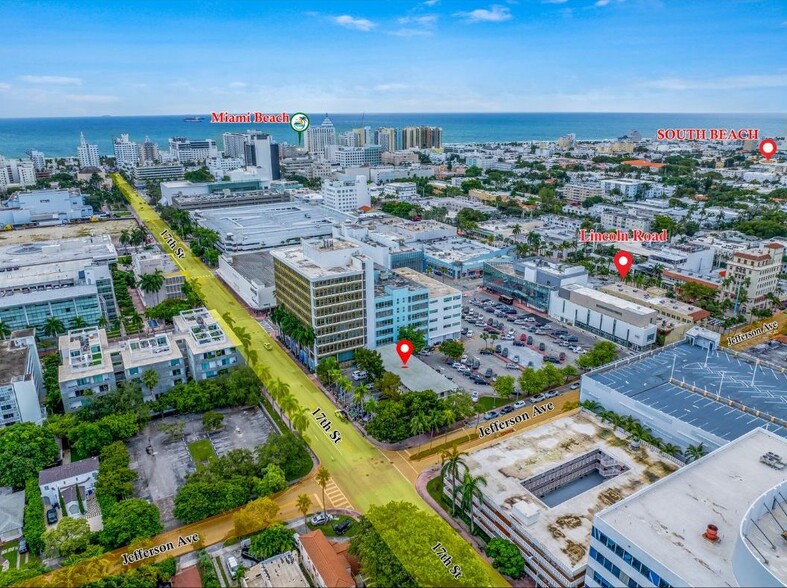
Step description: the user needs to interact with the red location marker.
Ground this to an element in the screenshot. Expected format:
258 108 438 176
759 139 777 161
396 340 414 368
613 250 633 279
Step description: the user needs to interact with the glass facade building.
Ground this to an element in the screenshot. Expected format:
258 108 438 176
483 261 552 311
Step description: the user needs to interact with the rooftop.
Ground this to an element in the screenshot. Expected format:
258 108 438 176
298 530 354 588
58 328 112 380
173 308 238 353
224 250 276 286
0 235 116 269
0 491 25 537
245 552 308 588
599 283 710 322
0 338 31 385
39 456 99 486
423 236 504 263
587 342 787 442
464 412 677 574
271 241 365 281
378 344 459 397
119 333 182 369
393 267 461 298
561 284 657 318
597 428 787 587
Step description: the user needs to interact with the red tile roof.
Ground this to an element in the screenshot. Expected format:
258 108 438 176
171 566 201 588
299 530 354 587
622 159 666 168
662 270 719 289
735 252 770 262
765 243 784 250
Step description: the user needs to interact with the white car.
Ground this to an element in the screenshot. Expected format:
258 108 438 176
226 556 239 577
470 391 480 402
505 363 519 370
351 370 367 381
507 329 515 336
465 330 474 337
451 362 463 369
524 317 536 323
461 354 468 363
514 399 526 409
310 512 334 525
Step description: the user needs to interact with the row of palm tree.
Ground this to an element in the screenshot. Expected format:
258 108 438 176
409 406 459 448
440 447 487 534
316 357 368 410
269 306 316 363
0 315 99 341
479 331 499 350
580 400 707 462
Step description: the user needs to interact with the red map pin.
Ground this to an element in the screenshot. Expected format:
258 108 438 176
613 250 633 279
759 139 777 160
396 340 414 368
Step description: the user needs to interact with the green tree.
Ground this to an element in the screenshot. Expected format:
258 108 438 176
296 493 312 525
460 471 488 534
493 375 515 407
248 524 295 560
68 422 113 459
378 371 402 400
140 369 159 396
316 466 331 515
183 166 214 183
397 325 427 353
0 423 59 489
485 537 526 579
350 514 417 588
71 316 87 329
43 516 91 558
256 463 287 496
577 341 618 369
354 348 385 381
439 339 465 361
651 215 677 235
100 498 162 549
440 447 467 516
684 443 707 463
519 367 546 396
42 316 66 338
0 319 11 340
23 479 46 555
202 410 225 432
138 269 165 304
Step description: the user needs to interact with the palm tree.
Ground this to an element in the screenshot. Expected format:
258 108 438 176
221 312 235 329
441 447 467 515
43 316 65 338
684 443 707 463
127 312 144 333
441 407 457 444
256 363 271 387
661 443 683 459
480 332 490 349
427 408 444 449
290 406 310 438
352 385 366 409
409 412 429 439
489 332 499 349
296 493 312 526
0 320 12 340
512 223 522 242
579 399 601 413
279 391 298 422
233 326 252 352
139 270 165 305
71 316 87 329
247 348 258 366
459 471 487 534
97 316 108 329
269 379 290 418
141 369 159 396
316 466 331 515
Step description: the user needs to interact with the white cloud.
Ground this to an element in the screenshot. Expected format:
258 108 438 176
19 75 82 85
424 0 440 5
595 0 611 5
543 0 569 3
644 73 787 91
398 15 438 25
332 15 376 31
229 81 247 88
63 94 119 104
390 28 432 37
373 83 408 91
0 83 11 91
455 5 512 23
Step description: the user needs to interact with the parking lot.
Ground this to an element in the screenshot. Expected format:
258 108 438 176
128 407 275 528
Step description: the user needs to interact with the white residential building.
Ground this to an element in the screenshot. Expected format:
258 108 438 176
58 328 117 413
549 283 658 350
77 133 100 168
172 308 243 380
0 158 36 189
38 457 99 518
30 150 46 172
305 116 337 159
382 182 418 200
600 209 651 233
586 428 787 588
0 329 44 427
601 178 645 201
206 157 244 179
721 243 784 311
321 175 370 213
168 137 218 163
562 183 603 206
113 134 139 168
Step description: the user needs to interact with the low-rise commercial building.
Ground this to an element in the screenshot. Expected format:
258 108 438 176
0 188 94 227
216 252 277 311
382 182 418 200
549 284 658 350
0 329 44 427
243 551 309 588
586 428 787 588
378 344 458 399
484 258 588 312
446 412 676 587
132 163 184 182
423 237 509 279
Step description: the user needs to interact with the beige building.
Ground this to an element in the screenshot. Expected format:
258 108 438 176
562 183 602 206
131 249 185 307
721 243 783 311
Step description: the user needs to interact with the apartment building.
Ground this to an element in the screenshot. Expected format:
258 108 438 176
601 178 645 201
132 163 184 182
549 283 658 350
296 530 355 588
562 182 602 206
599 209 651 233
382 182 418 200
168 137 218 163
721 243 783 311
0 329 44 427
113 134 139 168
305 116 337 159
321 175 370 213
586 428 787 588
116 333 185 400
58 328 117 413
401 126 443 150
172 308 243 380
0 236 118 331
445 413 675 588
272 238 373 367
0 157 36 190
131 249 186 306
77 133 100 168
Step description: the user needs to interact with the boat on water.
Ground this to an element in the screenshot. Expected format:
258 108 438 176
183 116 205 122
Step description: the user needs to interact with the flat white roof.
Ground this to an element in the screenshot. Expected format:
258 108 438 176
563 284 656 317
378 344 458 396
597 428 787 587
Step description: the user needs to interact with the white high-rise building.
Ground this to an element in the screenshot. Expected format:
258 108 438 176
321 175 370 213
305 116 337 159
137 137 161 164
0 329 44 427
77 133 100 168
30 150 45 172
113 134 139 168
0 158 36 189
168 137 218 163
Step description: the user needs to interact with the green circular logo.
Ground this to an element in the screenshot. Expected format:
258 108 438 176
290 113 310 133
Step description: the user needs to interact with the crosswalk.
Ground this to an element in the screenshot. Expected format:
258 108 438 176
321 479 352 510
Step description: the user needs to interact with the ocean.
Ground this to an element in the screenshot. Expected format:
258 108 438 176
0 112 785 158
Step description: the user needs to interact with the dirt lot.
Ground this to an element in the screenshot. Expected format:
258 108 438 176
128 406 276 529
0 218 138 246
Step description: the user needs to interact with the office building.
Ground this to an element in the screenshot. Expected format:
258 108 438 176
305 116 337 159
550 283 658 350
116 333 185 400
172 308 243 380
243 134 281 180
272 238 373 367
331 221 425 272
401 126 443 149
484 258 589 312
113 134 139 168
581 331 787 451
77 133 100 168
131 249 186 306
132 163 184 182
445 412 676 587
375 127 399 152
30 150 46 172
321 175 370 213
0 236 118 332
563 183 603 206
423 237 509 279
0 329 44 427
137 137 161 164
721 243 783 311
168 137 218 163
223 130 265 160
58 328 117 413
0 188 94 227
193 201 351 252
587 428 787 588
382 182 418 200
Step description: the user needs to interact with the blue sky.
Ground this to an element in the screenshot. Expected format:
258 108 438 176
1 0 785 116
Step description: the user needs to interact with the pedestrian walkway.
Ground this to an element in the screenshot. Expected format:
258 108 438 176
321 479 352 510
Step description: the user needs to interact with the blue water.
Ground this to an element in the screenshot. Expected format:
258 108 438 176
0 113 785 158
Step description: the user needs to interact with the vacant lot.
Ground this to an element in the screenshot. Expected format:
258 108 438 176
0 218 138 246
128 406 276 529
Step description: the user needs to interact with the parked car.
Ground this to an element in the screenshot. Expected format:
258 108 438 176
351 370 367 381
461 327 468 334
531 393 546 403
527 336 534 345
451 362 462 369
514 399 527 409
538 342 546 351
507 328 515 336
472 375 489 385
553 329 568 335
311 512 334 525
570 383 580 390
471 358 480 369
505 308 517 315
512 355 520 364
544 356 560 364
567 336 579 342
501 348 510 358
484 410 499 420
495 344 502 353
513 339 525 347
334 519 353 535
227 556 239 578
545 391 559 399
524 317 536 323
506 362 519 369
471 390 480 402
466 330 474 337
500 405 514 415
501 335 514 341
484 368 494 378
46 509 57 525
18 539 28 554
480 348 493 355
